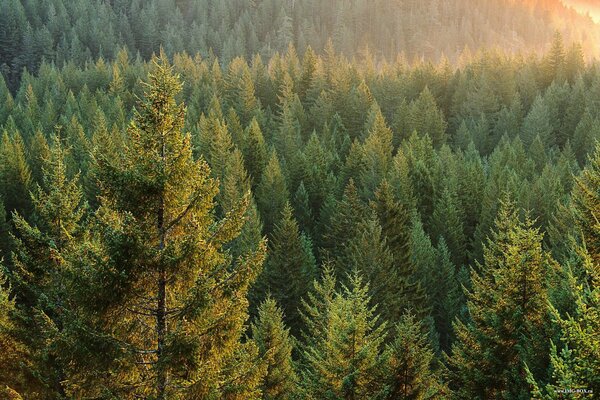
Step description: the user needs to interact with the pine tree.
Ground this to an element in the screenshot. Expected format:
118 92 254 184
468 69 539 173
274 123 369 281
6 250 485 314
527 249 599 399
321 179 368 277
431 238 462 352
571 143 600 266
345 217 397 321
370 180 412 272
0 200 12 262
382 314 448 400
449 199 555 399
293 181 315 236
7 138 86 398
359 105 394 197
408 87 447 148
0 272 38 399
300 270 387 400
256 150 289 235
300 261 338 350
84 55 267 398
251 297 298 400
221 148 264 259
542 31 566 85
430 187 467 267
572 110 600 167
0 131 32 217
521 95 553 149
260 203 316 334
243 117 268 187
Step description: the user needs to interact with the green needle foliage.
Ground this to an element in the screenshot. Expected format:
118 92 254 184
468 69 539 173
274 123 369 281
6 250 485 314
449 199 556 399
252 297 298 400
74 53 267 398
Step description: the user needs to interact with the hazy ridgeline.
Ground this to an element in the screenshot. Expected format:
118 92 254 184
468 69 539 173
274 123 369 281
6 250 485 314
0 0 599 399
2 0 600 91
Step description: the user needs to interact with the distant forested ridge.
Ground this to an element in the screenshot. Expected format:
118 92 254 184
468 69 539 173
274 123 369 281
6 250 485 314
2 0 600 91
1 28 599 397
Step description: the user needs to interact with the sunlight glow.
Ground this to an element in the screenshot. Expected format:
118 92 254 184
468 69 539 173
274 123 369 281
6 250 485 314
562 0 600 23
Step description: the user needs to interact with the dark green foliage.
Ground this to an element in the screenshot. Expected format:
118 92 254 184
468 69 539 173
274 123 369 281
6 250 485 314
77 56 267 398
256 150 290 235
571 143 600 266
0 131 32 217
381 314 448 399
449 200 555 399
1 26 600 398
300 269 387 400
252 297 298 400
260 203 316 334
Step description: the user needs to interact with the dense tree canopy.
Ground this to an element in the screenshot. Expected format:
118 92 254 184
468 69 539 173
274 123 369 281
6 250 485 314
0 8 599 397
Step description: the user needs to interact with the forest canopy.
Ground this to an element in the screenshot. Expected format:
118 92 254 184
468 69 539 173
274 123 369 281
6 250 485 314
0 0 599 399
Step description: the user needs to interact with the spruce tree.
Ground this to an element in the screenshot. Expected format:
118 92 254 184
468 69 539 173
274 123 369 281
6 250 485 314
251 297 298 400
528 249 599 399
571 143 600 266
449 199 554 399
430 187 467 267
299 262 338 349
0 131 32 217
321 179 368 277
0 272 38 399
243 117 268 187
382 314 448 400
0 200 12 262
8 138 86 398
542 31 566 85
256 150 289 235
260 203 316 334
85 55 267 398
359 105 394 197
300 270 387 400
408 87 447 148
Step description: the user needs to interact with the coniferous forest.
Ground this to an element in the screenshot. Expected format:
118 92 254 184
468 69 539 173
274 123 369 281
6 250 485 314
1 0 599 399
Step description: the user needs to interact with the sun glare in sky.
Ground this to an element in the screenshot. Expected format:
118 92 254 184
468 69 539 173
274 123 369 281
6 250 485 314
562 0 600 23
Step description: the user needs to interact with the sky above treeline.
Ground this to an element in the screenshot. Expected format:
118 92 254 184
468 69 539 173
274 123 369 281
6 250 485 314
562 0 600 22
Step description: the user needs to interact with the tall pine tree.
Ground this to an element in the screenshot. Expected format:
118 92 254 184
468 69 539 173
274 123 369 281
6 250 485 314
84 55 267 398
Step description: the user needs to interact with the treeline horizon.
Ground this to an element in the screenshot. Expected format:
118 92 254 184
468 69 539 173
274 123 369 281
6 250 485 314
0 33 598 398
3 0 600 92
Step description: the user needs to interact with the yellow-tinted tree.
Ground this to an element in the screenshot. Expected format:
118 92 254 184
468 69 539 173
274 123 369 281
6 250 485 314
81 54 267 398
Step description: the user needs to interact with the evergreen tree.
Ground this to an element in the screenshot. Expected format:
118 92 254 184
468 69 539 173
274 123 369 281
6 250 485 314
528 249 599 399
571 143 600 266
408 87 447 148
84 55 267 398
243 117 268 187
431 187 467 267
251 297 298 400
321 179 368 277
542 31 566 85
221 148 264 259
260 203 316 334
521 95 553 149
0 272 38 399
256 150 289 235
0 200 12 262
8 139 86 398
0 131 32 217
300 262 338 350
300 270 387 400
449 199 555 399
382 314 448 400
359 106 394 197
572 110 600 167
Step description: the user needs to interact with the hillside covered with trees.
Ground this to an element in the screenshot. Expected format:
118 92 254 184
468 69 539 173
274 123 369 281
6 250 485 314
2 0 600 91
1 0 599 399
